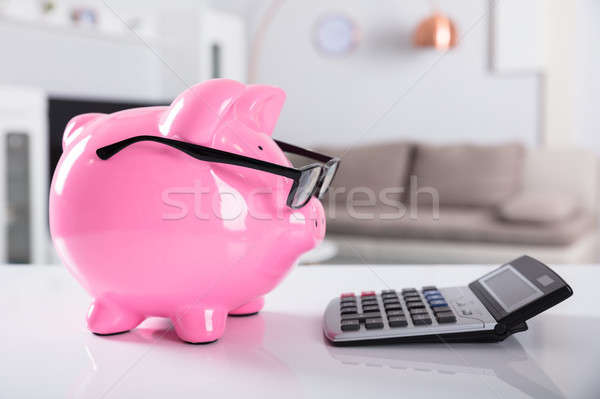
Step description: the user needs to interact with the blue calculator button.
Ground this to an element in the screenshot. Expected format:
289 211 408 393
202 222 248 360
423 290 440 296
429 300 448 307
425 294 444 301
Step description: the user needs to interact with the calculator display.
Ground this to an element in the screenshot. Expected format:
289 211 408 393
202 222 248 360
479 265 543 313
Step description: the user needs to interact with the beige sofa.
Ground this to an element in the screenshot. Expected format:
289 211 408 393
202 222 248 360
291 142 599 264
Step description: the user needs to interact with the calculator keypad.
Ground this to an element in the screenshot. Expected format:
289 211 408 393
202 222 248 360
338 286 457 331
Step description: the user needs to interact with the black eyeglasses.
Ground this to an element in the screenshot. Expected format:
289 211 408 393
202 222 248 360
96 135 339 209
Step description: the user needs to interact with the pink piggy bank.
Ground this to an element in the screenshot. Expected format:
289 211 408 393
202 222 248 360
49 79 326 343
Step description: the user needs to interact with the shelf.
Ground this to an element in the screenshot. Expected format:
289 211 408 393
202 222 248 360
0 14 175 48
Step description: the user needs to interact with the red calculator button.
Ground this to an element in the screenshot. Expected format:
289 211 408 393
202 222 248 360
340 292 355 298
361 291 376 297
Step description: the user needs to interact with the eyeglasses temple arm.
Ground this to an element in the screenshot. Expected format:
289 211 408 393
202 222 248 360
96 135 301 180
274 139 333 163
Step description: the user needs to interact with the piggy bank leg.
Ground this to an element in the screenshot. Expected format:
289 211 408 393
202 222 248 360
228 296 265 316
87 299 145 336
172 306 227 344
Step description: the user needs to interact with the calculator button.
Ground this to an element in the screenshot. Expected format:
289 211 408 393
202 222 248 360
341 292 355 298
381 289 396 295
384 303 403 311
341 312 382 321
432 306 451 314
401 288 418 294
406 302 425 309
388 316 408 327
362 305 380 312
383 300 400 306
340 307 358 315
403 294 421 301
382 295 399 301
409 308 428 315
341 319 360 331
386 310 404 318
365 318 384 329
411 314 432 325
422 285 437 291
436 312 457 323
423 290 440 297
428 300 448 308
361 291 376 297
425 294 444 301
361 299 378 306
340 302 357 310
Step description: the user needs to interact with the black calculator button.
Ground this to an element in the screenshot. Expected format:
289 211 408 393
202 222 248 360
401 288 418 294
422 285 437 291
435 312 457 323
361 300 378 305
384 303 403 311
412 314 432 325
381 289 396 295
428 300 448 308
365 318 384 329
409 308 428 315
362 305 380 312
341 302 357 309
432 306 451 314
340 307 358 315
406 302 425 309
341 319 360 331
386 310 404 318
341 312 382 322
382 295 399 301
388 316 408 327
403 294 421 301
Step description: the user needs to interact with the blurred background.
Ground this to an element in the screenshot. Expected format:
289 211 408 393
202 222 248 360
1 0 599 265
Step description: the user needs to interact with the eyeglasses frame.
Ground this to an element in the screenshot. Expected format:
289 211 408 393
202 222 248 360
95 135 339 209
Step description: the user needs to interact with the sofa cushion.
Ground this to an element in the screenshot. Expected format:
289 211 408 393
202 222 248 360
314 142 413 204
325 204 593 246
410 143 525 207
497 192 579 224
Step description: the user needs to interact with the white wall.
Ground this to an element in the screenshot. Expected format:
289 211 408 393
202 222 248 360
574 0 600 154
0 0 233 101
245 0 540 147
0 20 166 101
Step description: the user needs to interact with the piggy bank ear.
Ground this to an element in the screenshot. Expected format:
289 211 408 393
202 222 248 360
233 85 286 135
159 79 245 144
62 113 104 150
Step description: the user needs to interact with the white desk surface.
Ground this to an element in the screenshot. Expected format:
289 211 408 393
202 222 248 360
1 264 598 399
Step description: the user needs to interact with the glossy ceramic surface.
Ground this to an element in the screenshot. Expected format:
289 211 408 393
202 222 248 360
49 79 325 343
1 265 597 398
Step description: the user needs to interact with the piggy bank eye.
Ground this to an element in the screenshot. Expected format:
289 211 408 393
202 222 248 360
258 145 263 151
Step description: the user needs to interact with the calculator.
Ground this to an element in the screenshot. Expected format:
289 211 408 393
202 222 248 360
323 255 573 345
